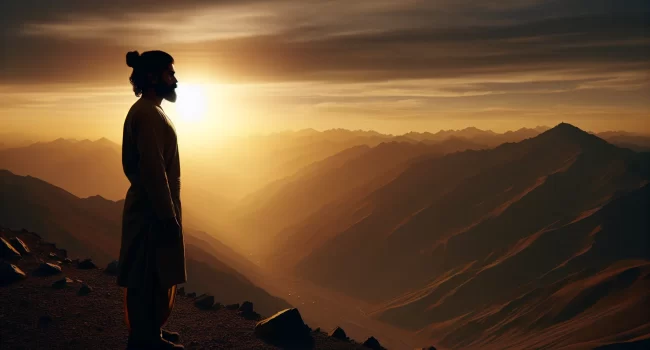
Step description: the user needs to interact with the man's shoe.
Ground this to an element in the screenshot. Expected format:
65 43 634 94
162 329 181 343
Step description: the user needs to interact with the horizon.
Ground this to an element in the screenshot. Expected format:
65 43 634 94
1 1 649 148
4 122 650 147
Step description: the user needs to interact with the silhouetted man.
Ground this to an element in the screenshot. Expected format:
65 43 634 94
118 50 186 349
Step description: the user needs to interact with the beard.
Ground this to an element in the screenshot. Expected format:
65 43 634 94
155 82 177 103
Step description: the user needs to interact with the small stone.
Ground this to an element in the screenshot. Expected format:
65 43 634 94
0 238 21 261
238 301 260 320
362 336 384 350
254 308 311 344
78 283 93 296
34 262 62 276
52 277 73 289
77 259 96 269
194 294 214 310
9 237 30 255
329 326 348 340
0 261 27 285
239 301 254 313
104 260 118 275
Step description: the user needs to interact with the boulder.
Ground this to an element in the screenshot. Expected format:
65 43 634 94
78 283 93 296
194 294 214 310
34 262 62 276
77 259 96 269
9 237 30 255
52 277 74 289
104 260 119 275
329 326 348 340
0 261 27 285
254 308 311 344
362 336 384 350
177 287 185 296
1 237 21 260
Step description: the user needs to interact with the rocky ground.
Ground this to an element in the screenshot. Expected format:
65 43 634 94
0 227 383 350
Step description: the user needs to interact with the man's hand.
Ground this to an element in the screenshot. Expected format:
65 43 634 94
160 216 181 246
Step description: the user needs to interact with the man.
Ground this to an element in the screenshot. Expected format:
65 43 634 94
118 50 186 349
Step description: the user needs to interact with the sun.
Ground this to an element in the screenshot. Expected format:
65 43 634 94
174 84 207 122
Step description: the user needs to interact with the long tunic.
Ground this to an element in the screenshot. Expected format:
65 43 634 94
118 97 187 289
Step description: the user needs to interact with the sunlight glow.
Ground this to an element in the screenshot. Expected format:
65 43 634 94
175 83 207 122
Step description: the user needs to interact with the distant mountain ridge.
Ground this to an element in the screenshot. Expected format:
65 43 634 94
236 123 650 349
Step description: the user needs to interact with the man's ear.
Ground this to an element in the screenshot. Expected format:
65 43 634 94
147 72 158 84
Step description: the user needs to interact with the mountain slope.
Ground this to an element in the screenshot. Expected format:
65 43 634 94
0 170 291 316
263 123 650 348
0 228 372 350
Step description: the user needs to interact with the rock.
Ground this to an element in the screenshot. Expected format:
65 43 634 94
186 292 196 298
77 258 96 269
104 260 118 275
313 327 321 333
78 283 93 296
212 302 224 310
0 238 21 260
52 277 74 289
254 308 311 344
48 252 59 260
329 326 348 340
177 287 185 296
34 262 62 276
225 303 240 310
238 301 260 320
0 261 27 285
62 258 72 264
362 336 384 350
239 301 254 313
9 237 30 255
194 294 214 310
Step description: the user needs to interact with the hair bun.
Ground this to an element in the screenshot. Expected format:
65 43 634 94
126 51 141 68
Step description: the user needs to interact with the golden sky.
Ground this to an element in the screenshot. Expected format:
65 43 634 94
1 0 649 145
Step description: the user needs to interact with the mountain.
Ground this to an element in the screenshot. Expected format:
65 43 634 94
0 170 290 316
0 227 374 349
597 131 650 152
233 138 486 258
255 123 649 348
0 137 127 200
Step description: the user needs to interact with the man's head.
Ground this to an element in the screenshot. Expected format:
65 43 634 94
126 50 178 102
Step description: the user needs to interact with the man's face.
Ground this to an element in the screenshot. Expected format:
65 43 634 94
155 63 178 103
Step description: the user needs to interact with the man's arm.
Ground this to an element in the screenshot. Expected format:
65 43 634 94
135 108 177 220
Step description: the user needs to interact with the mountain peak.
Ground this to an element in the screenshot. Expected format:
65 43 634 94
534 123 612 149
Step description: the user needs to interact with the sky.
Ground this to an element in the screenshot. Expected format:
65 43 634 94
1 0 649 146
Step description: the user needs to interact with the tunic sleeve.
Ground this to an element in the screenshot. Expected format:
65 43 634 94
134 107 177 220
